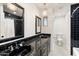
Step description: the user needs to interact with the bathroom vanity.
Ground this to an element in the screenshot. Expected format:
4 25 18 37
0 33 51 56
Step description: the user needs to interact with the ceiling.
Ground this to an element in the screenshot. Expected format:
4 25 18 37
34 3 72 12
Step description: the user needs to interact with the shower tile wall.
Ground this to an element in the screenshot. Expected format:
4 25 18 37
71 3 79 47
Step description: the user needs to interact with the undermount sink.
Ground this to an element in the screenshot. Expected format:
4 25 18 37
40 35 48 38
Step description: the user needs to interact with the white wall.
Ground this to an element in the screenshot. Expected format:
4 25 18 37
42 4 71 56
0 3 41 39
17 3 41 37
0 4 7 39
0 4 2 39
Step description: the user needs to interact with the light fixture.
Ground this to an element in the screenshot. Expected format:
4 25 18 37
43 9 47 17
43 3 48 17
7 3 17 11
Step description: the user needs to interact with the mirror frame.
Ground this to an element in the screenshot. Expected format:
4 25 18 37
35 16 41 34
0 3 24 43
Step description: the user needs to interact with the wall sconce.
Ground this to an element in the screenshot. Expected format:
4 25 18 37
42 3 48 17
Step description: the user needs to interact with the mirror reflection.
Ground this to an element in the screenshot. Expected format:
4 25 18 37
1 3 24 39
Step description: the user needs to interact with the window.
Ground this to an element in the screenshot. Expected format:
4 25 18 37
43 17 48 26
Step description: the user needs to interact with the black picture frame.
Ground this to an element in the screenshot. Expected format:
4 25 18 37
35 16 41 34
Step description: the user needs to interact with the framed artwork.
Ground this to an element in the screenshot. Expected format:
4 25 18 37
35 16 41 34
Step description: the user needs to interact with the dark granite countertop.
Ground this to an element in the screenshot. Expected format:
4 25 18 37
0 33 51 46
0 33 51 56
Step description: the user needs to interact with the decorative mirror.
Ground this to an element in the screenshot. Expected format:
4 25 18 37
0 3 24 42
35 16 41 34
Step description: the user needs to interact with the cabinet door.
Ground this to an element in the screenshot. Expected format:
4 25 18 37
41 42 48 56
36 39 41 56
47 37 50 54
41 46 48 56
29 41 36 56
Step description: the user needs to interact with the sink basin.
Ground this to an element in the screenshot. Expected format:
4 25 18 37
41 35 48 38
